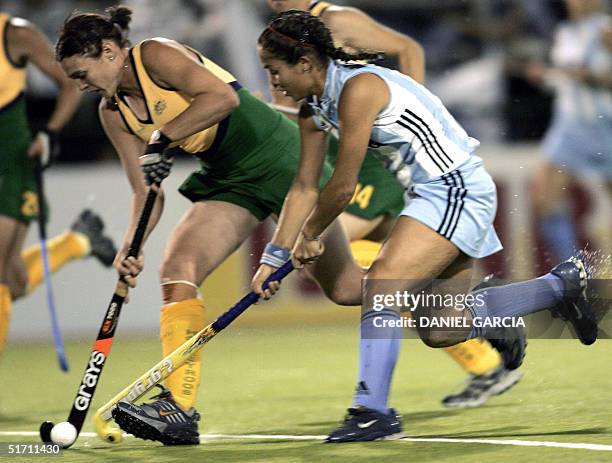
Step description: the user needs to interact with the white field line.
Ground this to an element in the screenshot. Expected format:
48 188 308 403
1 431 611 452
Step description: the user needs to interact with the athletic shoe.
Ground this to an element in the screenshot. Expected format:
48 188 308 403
326 407 403 443
112 386 200 445
472 276 528 371
550 256 597 345
70 209 117 267
441 365 523 408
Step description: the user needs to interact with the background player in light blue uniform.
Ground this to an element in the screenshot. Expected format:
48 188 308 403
252 10 599 443
527 0 612 262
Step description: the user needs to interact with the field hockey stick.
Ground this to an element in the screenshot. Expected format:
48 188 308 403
93 261 294 444
34 159 69 372
39 186 159 448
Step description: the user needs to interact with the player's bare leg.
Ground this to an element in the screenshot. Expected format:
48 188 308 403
341 212 521 407
307 219 365 306
369 217 472 344
328 217 466 442
339 213 389 242
329 215 592 442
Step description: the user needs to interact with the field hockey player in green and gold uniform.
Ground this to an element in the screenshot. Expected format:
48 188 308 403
56 5 368 446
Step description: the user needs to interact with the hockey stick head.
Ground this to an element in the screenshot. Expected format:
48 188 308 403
39 421 54 443
92 356 182 443
93 409 123 444
58 354 69 372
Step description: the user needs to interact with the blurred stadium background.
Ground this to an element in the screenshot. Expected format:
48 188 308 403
0 1 611 461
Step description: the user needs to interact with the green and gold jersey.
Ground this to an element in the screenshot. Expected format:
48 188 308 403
309 1 332 16
114 39 237 154
0 13 27 110
0 13 37 223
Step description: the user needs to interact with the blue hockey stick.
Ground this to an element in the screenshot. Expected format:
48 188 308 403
34 159 69 372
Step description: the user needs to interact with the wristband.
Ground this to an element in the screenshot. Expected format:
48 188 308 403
145 130 172 154
150 129 172 145
260 243 291 268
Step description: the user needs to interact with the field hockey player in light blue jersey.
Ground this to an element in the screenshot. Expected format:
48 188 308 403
265 0 524 409
252 10 601 443
527 0 612 262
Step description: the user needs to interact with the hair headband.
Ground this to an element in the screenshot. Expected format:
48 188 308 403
266 25 315 48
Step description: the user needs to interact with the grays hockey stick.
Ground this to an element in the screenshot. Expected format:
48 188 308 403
39 186 158 448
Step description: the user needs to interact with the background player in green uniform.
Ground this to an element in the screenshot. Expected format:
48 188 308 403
0 13 116 363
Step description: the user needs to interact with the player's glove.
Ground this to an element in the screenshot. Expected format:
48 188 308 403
35 128 60 169
139 130 174 185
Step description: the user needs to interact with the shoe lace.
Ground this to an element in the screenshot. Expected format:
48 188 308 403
470 374 496 389
450 369 500 398
148 384 173 403
468 366 505 390
146 385 201 422
344 407 367 422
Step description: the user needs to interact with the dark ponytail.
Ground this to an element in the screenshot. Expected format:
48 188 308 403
258 10 384 65
56 5 132 61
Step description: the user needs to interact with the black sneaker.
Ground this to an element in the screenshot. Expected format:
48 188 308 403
550 256 597 345
472 276 528 371
71 209 117 267
326 407 402 443
111 386 200 445
442 365 523 408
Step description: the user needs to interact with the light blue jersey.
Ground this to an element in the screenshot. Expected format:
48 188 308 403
307 60 502 258
542 13 612 177
307 61 480 185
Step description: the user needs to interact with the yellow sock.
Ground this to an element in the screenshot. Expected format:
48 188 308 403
160 298 206 411
22 231 90 291
0 284 13 355
350 240 382 268
444 339 501 375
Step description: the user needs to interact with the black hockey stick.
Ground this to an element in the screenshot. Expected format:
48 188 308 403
39 186 158 447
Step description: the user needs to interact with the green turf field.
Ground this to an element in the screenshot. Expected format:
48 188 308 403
1 324 610 463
